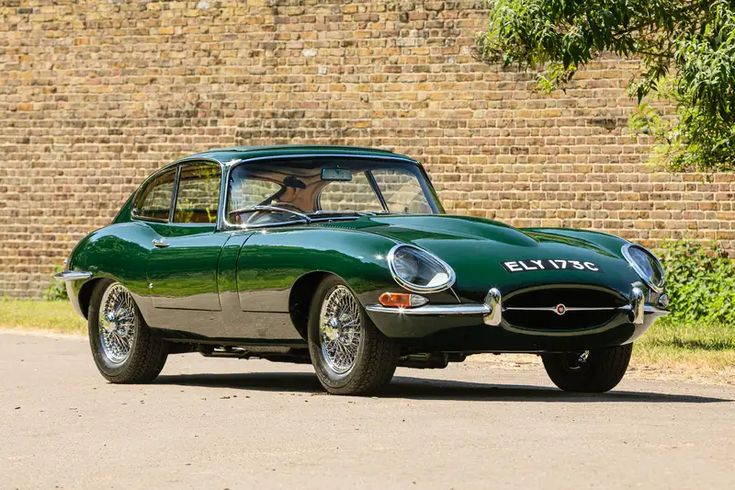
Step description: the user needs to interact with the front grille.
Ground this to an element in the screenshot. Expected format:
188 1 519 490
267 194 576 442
503 287 626 331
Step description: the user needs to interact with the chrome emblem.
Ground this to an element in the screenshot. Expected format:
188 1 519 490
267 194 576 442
554 304 567 316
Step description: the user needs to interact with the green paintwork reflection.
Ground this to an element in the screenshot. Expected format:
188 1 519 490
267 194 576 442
64 145 658 351
146 223 227 311
236 228 400 313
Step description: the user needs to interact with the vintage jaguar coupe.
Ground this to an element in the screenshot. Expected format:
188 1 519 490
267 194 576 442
57 145 669 395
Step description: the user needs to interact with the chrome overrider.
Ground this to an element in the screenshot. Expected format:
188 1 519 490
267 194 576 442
365 286 668 326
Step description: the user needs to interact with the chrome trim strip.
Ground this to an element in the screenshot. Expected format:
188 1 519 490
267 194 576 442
504 306 622 312
228 153 418 165
365 302 669 319
622 243 665 293
386 244 456 294
54 271 93 282
365 303 490 316
365 286 669 326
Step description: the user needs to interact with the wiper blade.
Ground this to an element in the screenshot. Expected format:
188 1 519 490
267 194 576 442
309 210 388 217
237 205 312 223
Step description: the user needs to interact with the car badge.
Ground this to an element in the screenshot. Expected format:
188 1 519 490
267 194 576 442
554 304 567 316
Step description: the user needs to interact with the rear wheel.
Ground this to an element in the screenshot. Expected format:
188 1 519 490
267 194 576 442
541 344 633 393
88 280 169 383
307 276 399 395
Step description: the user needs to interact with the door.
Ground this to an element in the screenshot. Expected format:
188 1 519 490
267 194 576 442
145 161 228 333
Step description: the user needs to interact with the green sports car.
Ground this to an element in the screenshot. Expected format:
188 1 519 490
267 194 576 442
57 145 669 395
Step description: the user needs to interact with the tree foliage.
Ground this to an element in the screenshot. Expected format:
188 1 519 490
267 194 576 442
658 240 735 326
476 0 735 172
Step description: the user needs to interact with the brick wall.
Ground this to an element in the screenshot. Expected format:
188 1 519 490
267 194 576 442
2 0 734 297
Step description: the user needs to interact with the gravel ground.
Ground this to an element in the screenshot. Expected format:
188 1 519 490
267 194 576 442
2 330 734 489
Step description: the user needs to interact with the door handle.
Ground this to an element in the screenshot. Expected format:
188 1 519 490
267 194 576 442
152 239 169 249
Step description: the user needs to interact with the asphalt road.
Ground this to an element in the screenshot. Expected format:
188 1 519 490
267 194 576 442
1 331 734 489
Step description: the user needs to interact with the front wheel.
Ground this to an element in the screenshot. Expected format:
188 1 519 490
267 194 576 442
88 280 169 383
541 344 633 393
307 276 399 395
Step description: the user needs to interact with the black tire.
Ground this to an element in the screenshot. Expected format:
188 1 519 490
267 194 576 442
88 279 169 384
307 276 399 396
541 344 633 393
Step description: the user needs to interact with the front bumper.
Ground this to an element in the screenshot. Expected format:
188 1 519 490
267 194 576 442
364 287 668 352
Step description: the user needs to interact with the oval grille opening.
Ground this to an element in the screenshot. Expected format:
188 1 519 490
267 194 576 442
503 287 626 330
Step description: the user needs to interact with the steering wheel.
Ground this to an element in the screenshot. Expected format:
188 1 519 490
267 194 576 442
228 205 311 226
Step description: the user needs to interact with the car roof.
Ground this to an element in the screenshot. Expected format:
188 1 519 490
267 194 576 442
180 145 418 166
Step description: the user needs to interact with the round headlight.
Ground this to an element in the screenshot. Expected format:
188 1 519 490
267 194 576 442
387 245 456 293
622 244 665 292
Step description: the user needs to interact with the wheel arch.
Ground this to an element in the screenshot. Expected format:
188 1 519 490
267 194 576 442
76 277 152 326
288 270 343 340
77 278 105 319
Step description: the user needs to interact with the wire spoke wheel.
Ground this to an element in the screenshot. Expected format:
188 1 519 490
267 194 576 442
318 285 362 375
98 283 138 365
308 276 399 395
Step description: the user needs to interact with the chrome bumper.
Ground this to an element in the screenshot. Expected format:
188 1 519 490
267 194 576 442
54 271 93 281
365 287 669 326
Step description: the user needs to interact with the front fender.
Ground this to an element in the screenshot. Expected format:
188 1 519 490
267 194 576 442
234 227 457 313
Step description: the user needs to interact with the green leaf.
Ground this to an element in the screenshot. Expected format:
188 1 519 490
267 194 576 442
477 0 735 172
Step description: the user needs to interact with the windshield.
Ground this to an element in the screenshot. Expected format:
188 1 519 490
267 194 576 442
226 157 442 226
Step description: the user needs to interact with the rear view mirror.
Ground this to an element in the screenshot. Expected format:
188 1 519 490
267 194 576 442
321 168 352 182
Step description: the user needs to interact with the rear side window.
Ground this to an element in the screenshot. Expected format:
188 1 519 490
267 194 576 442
173 163 221 224
133 169 176 222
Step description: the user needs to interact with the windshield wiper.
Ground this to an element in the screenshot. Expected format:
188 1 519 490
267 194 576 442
309 210 391 217
236 205 312 224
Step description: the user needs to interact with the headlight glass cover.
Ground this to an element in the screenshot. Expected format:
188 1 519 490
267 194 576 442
622 244 665 292
388 245 456 293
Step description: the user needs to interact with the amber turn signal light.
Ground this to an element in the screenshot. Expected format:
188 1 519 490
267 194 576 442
379 292 429 308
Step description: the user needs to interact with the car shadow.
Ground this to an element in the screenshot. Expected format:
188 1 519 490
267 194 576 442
154 372 733 404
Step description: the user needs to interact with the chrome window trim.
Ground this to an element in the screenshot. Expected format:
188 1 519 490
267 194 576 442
224 153 419 165
621 243 665 293
131 157 224 226
386 244 456 294
220 154 439 231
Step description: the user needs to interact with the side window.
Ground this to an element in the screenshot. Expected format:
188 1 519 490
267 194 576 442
133 169 176 222
318 171 383 212
173 163 221 224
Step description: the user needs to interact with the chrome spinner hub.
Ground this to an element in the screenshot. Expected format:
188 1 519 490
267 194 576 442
318 285 362 375
98 283 137 365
